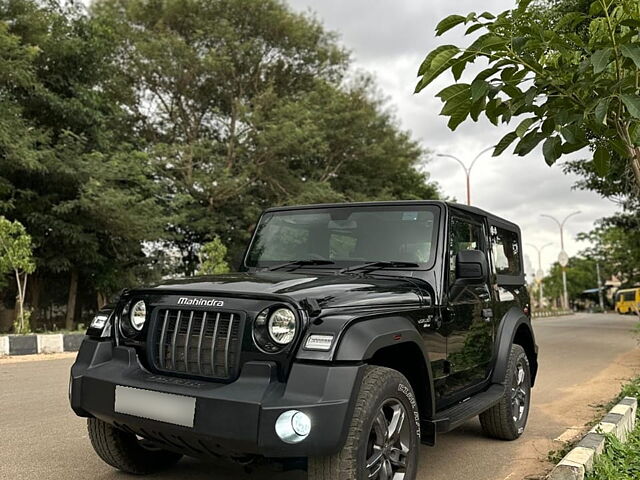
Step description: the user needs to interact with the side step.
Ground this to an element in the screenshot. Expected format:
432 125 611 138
423 384 504 441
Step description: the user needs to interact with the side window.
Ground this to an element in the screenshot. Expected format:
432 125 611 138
449 216 484 282
490 226 522 276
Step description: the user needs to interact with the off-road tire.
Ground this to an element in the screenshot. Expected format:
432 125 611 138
87 418 182 474
479 344 531 441
308 366 420 480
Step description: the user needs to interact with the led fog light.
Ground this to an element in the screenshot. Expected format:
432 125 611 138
275 410 311 444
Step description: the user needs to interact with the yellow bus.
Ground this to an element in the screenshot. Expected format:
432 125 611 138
615 288 640 314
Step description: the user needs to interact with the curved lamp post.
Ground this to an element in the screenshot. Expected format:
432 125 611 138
540 211 581 310
437 145 494 205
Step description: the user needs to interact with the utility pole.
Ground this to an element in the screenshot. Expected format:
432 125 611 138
541 211 581 310
437 146 493 205
596 260 605 311
526 242 552 310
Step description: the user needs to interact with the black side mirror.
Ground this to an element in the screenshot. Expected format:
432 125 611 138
455 249 488 284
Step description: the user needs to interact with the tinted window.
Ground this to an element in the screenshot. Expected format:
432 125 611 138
449 217 485 282
246 205 439 268
491 227 522 276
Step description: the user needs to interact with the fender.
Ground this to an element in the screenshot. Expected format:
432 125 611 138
334 315 436 418
491 306 539 386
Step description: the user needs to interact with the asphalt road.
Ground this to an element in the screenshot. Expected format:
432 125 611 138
1 313 639 480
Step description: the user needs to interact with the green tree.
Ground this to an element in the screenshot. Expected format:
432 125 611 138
198 237 230 275
0 0 163 326
415 0 640 197
577 211 640 286
94 0 439 274
543 256 603 304
0 217 35 332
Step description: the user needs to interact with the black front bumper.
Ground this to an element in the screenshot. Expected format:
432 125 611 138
70 339 363 458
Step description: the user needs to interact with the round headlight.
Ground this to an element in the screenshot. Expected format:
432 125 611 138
130 300 147 331
268 308 296 345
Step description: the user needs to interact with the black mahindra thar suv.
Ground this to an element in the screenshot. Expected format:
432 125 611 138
70 201 538 480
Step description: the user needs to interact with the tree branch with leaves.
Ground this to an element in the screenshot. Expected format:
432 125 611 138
416 0 640 197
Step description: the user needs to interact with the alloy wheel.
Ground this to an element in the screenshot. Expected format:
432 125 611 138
365 399 411 480
511 360 528 424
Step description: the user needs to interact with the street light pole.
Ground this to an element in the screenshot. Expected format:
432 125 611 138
540 211 581 310
526 242 552 310
437 146 494 205
596 260 605 311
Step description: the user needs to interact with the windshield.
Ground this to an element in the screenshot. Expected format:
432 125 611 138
245 204 440 269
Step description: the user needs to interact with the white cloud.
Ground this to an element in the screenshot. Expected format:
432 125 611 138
287 0 620 276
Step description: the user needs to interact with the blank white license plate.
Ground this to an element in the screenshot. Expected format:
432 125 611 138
114 386 196 428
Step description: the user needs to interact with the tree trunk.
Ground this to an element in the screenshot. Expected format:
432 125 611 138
65 270 79 330
14 270 24 331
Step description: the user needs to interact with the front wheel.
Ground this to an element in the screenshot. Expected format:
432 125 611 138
308 366 421 480
479 344 531 440
87 418 182 474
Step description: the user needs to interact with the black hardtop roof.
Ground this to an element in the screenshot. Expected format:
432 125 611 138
263 200 520 232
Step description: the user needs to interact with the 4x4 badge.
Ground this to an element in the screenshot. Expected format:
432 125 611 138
177 297 224 307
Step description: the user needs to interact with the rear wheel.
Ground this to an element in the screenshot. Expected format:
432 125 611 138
308 366 420 480
479 344 531 440
87 418 182 474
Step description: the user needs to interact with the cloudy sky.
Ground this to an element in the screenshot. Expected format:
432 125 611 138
287 0 619 278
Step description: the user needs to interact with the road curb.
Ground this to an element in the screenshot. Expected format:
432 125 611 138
548 396 638 480
0 335 9 356
1 333 85 356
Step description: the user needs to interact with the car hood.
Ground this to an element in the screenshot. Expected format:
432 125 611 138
139 271 428 310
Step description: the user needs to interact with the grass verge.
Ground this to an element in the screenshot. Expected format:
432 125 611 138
585 377 640 480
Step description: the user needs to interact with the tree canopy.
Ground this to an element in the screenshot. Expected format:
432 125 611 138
416 0 640 199
0 0 439 330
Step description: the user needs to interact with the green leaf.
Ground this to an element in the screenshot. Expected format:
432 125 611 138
415 45 460 92
608 138 631 158
594 97 610 125
556 12 587 30
493 131 518 156
502 84 522 98
560 124 579 144
620 44 640 69
542 136 562 165
517 0 534 13
593 147 610 177
513 131 545 156
436 83 471 101
479 11 496 20
541 117 555 135
470 78 489 102
515 117 536 137
441 96 471 116
485 98 502 125
589 1 603 15
620 94 640 119
591 48 612 74
470 97 486 121
562 140 589 154
435 15 467 36
472 33 507 52
465 23 486 35
417 45 459 76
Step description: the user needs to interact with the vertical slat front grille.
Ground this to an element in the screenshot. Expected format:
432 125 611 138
154 308 242 380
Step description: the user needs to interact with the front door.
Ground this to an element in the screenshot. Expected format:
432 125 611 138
441 213 494 401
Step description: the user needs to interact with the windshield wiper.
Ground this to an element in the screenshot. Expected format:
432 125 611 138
267 259 336 271
339 261 419 274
